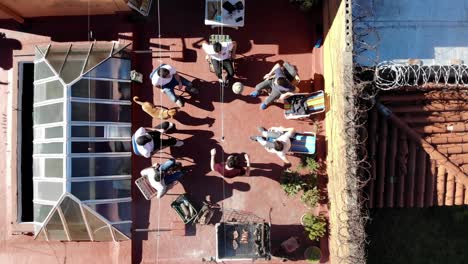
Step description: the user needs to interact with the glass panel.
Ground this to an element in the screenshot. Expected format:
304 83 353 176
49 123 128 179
84 58 131 80
35 46 47 59
34 61 55 80
34 80 63 103
35 228 47 241
71 157 131 177
113 227 129 241
45 45 69 74
71 79 131 100
33 103 63 125
71 141 131 153
34 181 63 201
45 210 67 241
83 42 113 73
71 102 131 122
108 126 131 138
112 44 131 58
33 203 53 223
71 180 131 200
33 142 63 154
45 126 63 138
33 158 41 177
71 126 104 137
60 46 89 84
60 197 89 241
34 127 43 139
87 202 131 222
44 158 63 178
82 207 113 241
112 223 131 238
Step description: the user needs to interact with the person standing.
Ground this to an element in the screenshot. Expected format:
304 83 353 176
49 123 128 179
210 148 250 178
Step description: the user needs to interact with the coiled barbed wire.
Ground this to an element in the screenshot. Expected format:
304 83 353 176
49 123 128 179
329 2 382 264
375 62 468 90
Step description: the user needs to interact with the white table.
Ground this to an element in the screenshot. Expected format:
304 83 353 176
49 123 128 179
205 0 245 29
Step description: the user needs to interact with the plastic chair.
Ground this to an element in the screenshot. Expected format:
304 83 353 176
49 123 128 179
284 90 325 120
289 132 317 155
135 175 157 200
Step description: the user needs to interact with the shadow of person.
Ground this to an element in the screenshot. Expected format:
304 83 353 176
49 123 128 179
179 174 251 206
0 36 22 70
249 162 286 182
234 53 276 87
188 78 261 107
173 110 215 127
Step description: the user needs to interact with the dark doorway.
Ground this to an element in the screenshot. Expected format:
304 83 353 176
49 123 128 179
19 62 34 222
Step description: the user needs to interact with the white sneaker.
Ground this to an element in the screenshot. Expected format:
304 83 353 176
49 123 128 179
174 140 184 147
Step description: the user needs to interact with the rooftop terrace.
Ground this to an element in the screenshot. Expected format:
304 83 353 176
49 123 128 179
0 0 329 263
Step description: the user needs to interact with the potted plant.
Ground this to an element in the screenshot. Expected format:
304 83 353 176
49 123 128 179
302 213 327 241
280 170 305 196
304 246 321 264
301 187 320 209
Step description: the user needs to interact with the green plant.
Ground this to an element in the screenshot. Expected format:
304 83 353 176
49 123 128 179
298 156 320 174
290 0 321 11
304 246 321 263
301 187 320 208
280 170 306 196
303 213 327 241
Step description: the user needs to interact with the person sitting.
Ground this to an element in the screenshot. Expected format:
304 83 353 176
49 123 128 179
202 40 237 85
210 148 250 178
150 63 198 107
132 122 183 158
250 62 296 110
140 159 186 199
250 126 295 164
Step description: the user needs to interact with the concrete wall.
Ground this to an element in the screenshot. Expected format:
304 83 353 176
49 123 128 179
0 0 129 19
354 0 468 65
324 0 362 263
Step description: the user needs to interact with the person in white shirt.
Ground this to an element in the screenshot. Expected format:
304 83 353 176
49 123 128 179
150 63 198 107
140 159 185 199
250 126 295 164
132 122 183 158
202 41 237 84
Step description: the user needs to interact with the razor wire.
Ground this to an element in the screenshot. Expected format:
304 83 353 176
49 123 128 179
375 63 468 90
337 2 468 264
326 2 381 264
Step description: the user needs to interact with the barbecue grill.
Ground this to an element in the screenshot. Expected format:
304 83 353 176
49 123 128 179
215 222 271 261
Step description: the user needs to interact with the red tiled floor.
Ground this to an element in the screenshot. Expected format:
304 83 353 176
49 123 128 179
0 1 327 263
131 1 325 263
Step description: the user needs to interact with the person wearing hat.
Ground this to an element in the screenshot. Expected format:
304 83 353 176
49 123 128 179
250 126 295 164
132 122 183 158
140 159 187 199
202 40 237 85
210 148 250 178
250 62 297 110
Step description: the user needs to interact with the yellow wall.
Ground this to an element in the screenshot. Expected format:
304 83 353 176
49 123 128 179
323 0 359 263
0 0 129 19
